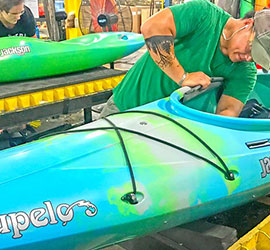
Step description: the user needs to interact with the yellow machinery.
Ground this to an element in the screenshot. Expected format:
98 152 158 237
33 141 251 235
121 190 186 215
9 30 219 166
0 67 126 128
255 0 270 11
64 0 83 39
0 74 124 113
228 215 270 250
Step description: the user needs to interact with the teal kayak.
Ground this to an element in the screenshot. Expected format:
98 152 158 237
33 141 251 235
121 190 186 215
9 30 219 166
0 32 144 83
1 71 270 250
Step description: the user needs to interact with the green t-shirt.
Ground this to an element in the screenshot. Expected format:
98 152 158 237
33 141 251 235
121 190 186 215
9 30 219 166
113 0 257 111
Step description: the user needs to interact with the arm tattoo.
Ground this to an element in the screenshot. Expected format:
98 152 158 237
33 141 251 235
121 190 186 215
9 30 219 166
145 36 175 70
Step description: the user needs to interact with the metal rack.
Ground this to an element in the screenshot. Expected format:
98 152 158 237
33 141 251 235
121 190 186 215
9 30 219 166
0 67 126 129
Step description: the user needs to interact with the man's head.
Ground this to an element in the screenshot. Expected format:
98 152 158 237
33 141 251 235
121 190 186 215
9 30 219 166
0 0 25 25
223 8 270 72
223 15 255 64
251 9 270 72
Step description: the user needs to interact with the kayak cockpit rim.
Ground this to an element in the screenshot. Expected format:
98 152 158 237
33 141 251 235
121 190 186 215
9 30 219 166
168 73 270 132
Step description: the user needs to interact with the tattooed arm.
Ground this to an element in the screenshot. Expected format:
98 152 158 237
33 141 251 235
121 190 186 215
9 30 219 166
141 8 210 88
145 35 183 83
142 9 185 84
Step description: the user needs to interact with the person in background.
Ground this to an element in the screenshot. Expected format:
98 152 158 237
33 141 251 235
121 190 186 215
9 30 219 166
0 0 36 37
100 0 270 118
0 0 36 146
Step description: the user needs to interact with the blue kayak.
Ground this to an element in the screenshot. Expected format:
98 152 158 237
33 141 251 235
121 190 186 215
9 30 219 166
0 71 270 249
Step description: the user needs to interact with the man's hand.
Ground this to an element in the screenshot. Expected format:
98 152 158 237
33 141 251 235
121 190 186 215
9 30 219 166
182 72 211 89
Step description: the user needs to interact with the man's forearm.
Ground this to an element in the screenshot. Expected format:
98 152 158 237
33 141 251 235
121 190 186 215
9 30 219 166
216 95 244 117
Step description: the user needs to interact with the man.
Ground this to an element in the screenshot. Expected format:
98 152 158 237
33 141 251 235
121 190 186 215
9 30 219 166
0 0 36 37
0 0 36 146
100 0 269 118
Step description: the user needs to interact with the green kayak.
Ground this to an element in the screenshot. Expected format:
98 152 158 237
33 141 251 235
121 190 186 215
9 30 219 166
0 32 145 83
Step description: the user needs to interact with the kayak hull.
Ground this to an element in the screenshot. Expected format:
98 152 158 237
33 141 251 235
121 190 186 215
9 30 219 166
2 185 270 250
1 72 270 249
0 32 144 83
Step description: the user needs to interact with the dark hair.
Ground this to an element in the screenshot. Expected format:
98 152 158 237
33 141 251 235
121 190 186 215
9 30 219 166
243 10 255 19
0 0 24 12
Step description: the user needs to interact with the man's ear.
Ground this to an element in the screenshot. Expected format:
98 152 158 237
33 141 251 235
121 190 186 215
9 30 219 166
244 18 254 27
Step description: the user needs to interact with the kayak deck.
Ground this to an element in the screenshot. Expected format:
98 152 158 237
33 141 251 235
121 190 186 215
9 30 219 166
0 32 144 82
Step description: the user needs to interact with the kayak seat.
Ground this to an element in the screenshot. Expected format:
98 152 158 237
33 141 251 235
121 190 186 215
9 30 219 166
239 99 270 119
248 73 270 110
183 82 223 114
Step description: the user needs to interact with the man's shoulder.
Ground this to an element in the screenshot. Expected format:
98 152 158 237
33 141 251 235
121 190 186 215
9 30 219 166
24 6 34 15
20 6 35 22
170 0 222 11
18 6 35 27
0 22 9 37
232 62 257 76
170 0 229 21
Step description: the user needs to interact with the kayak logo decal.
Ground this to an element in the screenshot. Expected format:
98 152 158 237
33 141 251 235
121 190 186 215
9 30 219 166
0 46 31 57
260 157 270 178
0 199 98 239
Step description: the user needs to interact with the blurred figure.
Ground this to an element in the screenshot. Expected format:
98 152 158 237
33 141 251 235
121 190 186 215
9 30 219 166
0 0 36 37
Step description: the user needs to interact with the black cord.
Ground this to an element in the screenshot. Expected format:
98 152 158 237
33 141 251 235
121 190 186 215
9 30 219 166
103 117 137 196
39 124 232 179
109 110 234 180
37 107 233 181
